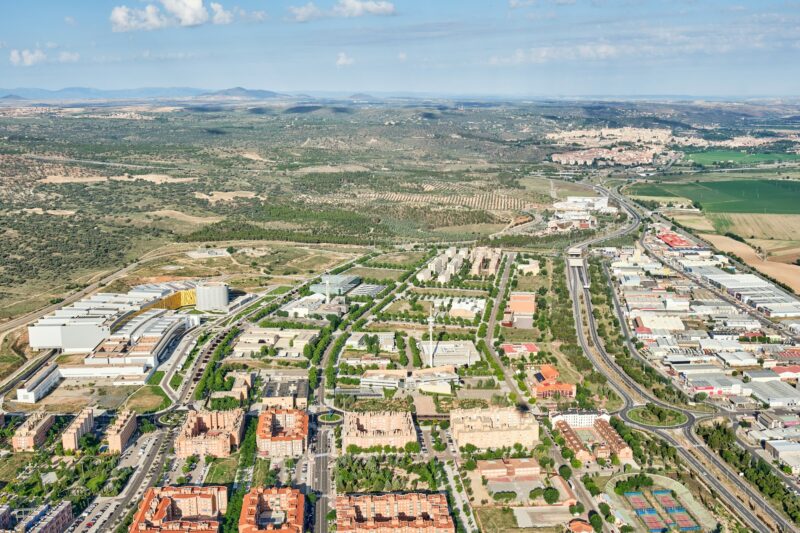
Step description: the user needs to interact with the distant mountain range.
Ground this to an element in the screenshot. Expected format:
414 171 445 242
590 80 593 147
201 87 284 99
0 86 287 101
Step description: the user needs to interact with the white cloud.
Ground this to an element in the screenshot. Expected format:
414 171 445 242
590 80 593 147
490 44 622 65
110 1 241 31
397 51 407 62
289 0 394 22
160 0 209 26
336 51 355 67
508 0 536 8
64 16 77 26
289 2 324 22
210 2 233 24
234 7 267 22
58 51 80 63
111 5 168 32
9 49 47 67
333 0 395 17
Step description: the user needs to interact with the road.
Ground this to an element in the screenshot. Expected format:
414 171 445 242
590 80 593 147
566 188 795 532
313 428 332 533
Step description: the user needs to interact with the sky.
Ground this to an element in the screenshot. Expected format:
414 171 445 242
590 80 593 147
1 0 800 96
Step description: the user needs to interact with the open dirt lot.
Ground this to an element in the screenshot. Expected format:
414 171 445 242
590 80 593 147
5 381 138 413
148 209 223 225
292 164 370 175
193 190 259 203
748 239 800 265
41 173 194 184
700 233 800 293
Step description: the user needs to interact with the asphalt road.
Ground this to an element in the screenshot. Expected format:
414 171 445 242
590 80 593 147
566 189 795 532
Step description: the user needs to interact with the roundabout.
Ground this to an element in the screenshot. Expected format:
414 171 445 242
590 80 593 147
626 403 689 428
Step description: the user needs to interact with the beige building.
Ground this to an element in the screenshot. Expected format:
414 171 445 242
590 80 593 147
342 411 416 450
129 485 227 532
62 408 95 452
13 411 55 452
256 409 308 459
176 409 245 458
336 493 454 533
239 487 304 533
261 377 309 410
18 501 73 533
233 327 318 359
107 410 137 454
209 371 254 403
450 407 539 450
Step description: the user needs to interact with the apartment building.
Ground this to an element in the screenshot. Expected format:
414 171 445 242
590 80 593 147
551 412 633 463
239 487 304 533
13 411 55 452
233 327 318 359
18 501 73 533
450 407 539 450
256 409 308 459
108 410 137 454
336 493 454 533
260 377 309 410
129 485 227 532
209 371 253 403
62 408 94 452
342 411 416 450
476 458 541 480
176 409 245 458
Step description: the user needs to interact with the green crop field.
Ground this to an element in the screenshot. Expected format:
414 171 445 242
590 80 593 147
629 179 800 214
686 150 800 165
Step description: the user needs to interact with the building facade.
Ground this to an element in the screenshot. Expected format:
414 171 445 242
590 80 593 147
336 493 454 533
256 409 308 459
239 487 304 533
342 411 416 450
108 410 137 454
450 407 539 450
62 408 94 452
13 412 55 452
129 485 227 533
176 409 245 458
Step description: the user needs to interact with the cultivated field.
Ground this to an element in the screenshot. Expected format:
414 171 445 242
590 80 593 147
685 150 800 165
629 179 800 214
699 233 800 292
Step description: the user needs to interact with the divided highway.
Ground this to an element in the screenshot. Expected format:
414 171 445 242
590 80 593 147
566 187 795 532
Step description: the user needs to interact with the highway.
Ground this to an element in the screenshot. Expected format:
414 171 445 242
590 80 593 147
565 188 796 532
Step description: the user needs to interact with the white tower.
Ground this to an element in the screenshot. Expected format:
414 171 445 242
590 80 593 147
325 278 331 304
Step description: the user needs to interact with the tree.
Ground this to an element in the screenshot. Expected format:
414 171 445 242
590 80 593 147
543 487 560 505
558 464 572 480
589 512 603 533
405 441 421 454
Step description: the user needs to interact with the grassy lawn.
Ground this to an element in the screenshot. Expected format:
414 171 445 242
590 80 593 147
169 373 183 390
628 405 688 427
474 507 557 533
205 455 240 485
367 251 427 268
345 266 405 281
500 326 541 343
126 385 172 414
0 452 33 483
252 458 273 487
146 371 165 386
